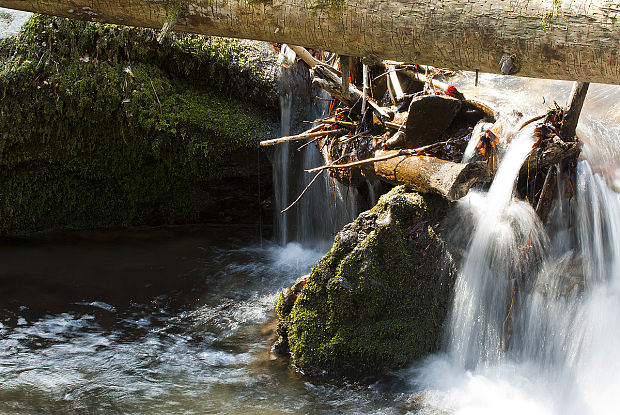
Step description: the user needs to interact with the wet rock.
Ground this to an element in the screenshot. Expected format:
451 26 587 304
273 274 309 356
0 15 277 234
384 130 405 150
405 95 462 148
276 186 457 375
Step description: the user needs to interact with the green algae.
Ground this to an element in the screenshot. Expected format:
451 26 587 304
0 15 275 234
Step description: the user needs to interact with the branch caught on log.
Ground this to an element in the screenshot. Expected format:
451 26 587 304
520 137 579 175
289 45 341 76
260 127 347 147
387 64 405 102
312 65 390 120
306 149 413 173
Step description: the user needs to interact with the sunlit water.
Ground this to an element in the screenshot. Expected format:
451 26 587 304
410 75 620 415
3 8 620 414
0 7 30 39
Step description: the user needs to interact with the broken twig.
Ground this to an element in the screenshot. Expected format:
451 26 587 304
280 171 324 213
260 126 347 147
306 149 412 173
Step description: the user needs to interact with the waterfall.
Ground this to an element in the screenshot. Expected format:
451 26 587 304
273 47 369 248
417 77 620 415
445 132 548 369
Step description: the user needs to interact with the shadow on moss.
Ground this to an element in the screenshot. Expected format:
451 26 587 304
0 15 277 234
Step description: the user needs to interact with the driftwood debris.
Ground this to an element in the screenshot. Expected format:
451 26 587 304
560 82 590 142
535 166 558 223
311 65 390 120
260 127 346 147
520 136 580 175
265 45 584 213
269 47 580 207
374 151 491 202
3 0 620 84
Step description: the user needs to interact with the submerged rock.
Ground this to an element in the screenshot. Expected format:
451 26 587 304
275 186 456 375
0 15 278 234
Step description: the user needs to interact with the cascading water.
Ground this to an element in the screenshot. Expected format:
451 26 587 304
445 132 549 370
273 47 369 248
416 76 620 415
4 7 620 410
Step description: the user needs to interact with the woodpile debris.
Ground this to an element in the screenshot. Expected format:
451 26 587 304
261 46 586 220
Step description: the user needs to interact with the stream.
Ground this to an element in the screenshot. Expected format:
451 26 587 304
0 227 418 414
3 8 620 415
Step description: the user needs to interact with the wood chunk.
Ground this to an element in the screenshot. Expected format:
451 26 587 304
520 137 579 175
374 150 490 201
560 82 589 141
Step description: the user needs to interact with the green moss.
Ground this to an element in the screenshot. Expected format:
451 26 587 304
309 0 346 19
542 0 564 29
0 15 274 234
284 187 455 375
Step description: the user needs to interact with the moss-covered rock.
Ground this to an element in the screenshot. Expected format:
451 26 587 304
0 15 278 234
276 186 456 375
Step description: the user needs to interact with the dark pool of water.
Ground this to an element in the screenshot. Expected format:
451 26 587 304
0 226 418 414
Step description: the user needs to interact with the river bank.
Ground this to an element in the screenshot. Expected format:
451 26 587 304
0 13 278 235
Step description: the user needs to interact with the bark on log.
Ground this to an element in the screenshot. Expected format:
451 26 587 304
374 150 490 201
2 0 620 84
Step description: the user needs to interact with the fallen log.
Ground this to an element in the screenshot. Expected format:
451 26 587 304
3 0 619 84
374 151 491 201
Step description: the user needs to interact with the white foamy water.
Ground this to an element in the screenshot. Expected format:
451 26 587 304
0 7 30 39
415 75 620 415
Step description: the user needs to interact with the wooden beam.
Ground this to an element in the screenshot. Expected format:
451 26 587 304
1 0 619 84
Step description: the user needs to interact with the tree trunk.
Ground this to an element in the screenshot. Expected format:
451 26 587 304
1 0 619 84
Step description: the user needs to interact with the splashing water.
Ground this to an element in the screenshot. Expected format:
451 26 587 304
445 132 546 370
416 75 620 415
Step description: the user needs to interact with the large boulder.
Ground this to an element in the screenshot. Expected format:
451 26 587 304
0 15 279 234
275 186 457 375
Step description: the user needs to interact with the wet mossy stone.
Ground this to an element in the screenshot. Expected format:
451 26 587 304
0 15 277 234
283 186 457 375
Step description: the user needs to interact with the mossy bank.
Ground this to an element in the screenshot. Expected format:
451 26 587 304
0 15 279 234
275 186 457 375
